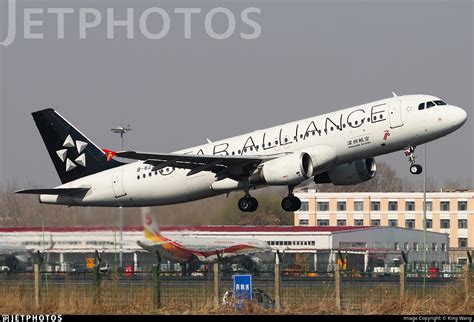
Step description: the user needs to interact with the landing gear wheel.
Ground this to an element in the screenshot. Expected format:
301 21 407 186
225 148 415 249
403 146 422 175
281 196 301 212
410 164 422 175
238 196 258 212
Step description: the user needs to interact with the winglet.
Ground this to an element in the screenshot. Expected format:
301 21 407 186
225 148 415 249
206 138 212 144
392 92 398 97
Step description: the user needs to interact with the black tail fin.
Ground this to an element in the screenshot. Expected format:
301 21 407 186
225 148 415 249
32 108 124 184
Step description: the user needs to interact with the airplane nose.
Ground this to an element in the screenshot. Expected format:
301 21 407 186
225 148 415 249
451 106 468 127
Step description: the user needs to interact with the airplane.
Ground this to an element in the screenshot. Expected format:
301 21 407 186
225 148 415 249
15 94 467 212
137 208 271 272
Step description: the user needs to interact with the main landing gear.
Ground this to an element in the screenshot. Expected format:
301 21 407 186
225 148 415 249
404 146 422 175
238 193 259 212
281 186 301 212
238 186 303 213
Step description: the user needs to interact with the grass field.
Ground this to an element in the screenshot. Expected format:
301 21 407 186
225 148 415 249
0 272 472 314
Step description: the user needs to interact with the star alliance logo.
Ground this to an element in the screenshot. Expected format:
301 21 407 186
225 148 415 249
56 135 87 172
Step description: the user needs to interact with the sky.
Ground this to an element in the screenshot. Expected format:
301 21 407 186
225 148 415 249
0 0 472 189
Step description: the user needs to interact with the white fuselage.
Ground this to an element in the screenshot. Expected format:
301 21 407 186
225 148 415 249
139 235 269 263
40 95 467 207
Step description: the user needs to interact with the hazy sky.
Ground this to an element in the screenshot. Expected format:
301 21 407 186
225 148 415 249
0 0 472 189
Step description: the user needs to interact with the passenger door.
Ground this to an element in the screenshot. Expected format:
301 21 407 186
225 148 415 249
388 100 404 128
112 170 127 198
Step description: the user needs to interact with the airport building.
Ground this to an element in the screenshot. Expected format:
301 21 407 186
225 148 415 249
0 225 449 272
293 189 474 262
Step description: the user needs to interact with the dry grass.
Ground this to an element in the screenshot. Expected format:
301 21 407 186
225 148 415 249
0 280 472 315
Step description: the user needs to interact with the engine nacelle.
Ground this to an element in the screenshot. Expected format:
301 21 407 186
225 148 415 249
250 152 313 185
314 158 377 185
302 145 338 174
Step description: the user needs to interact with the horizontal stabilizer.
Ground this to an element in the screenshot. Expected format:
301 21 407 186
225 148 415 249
14 188 90 195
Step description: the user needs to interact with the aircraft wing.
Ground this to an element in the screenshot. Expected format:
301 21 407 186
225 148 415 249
117 151 279 178
14 188 90 195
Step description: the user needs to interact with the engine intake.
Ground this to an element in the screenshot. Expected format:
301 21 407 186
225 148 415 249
314 158 377 185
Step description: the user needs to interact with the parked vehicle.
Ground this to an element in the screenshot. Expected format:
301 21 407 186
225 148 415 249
428 267 439 278
124 264 134 276
99 263 110 274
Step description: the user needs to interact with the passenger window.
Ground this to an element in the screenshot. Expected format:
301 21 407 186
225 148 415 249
426 101 435 109
418 103 425 110
434 100 447 106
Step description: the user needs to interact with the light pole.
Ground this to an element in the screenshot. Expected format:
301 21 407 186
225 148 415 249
110 125 133 269
111 125 133 153
423 144 427 296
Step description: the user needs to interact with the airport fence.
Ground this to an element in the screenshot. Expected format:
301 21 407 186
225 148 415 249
0 263 472 314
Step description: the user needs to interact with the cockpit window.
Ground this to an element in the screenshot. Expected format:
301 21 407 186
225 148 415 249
419 100 447 111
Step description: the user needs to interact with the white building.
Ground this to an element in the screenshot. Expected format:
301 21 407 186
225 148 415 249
0 225 449 272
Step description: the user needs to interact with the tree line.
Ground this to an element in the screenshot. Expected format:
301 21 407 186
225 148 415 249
0 161 470 227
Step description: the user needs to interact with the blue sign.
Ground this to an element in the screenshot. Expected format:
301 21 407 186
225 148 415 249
233 274 252 308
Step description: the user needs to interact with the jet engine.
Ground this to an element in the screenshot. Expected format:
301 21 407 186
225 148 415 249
302 145 338 174
314 158 377 185
250 152 313 185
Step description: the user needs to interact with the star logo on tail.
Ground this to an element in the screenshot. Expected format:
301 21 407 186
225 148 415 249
56 135 88 172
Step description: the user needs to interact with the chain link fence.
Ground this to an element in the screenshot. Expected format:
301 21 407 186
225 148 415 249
0 262 471 314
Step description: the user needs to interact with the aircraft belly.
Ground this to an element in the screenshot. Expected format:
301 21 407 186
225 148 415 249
185 172 215 201
123 168 216 206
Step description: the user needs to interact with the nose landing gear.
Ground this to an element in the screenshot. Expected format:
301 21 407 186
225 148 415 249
404 146 423 175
